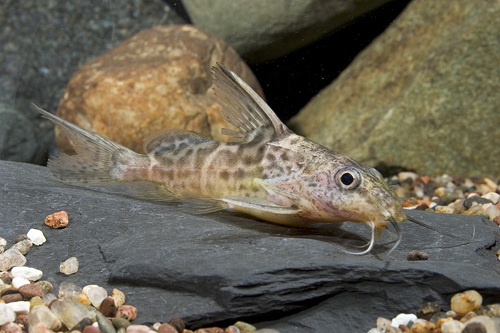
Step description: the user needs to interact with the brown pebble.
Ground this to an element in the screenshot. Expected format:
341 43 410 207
99 296 117 317
2 292 23 303
194 328 224 333
34 280 54 294
462 322 487 333
398 324 410 333
116 305 138 321
18 283 44 299
83 325 101 333
169 318 186 333
16 314 28 326
13 234 28 243
158 323 178 333
493 216 500 225
1 323 23 333
0 272 13 284
44 211 69 228
407 250 429 261
1 288 18 296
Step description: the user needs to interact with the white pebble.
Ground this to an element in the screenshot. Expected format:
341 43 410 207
391 313 417 328
27 229 46 246
87 286 108 308
6 301 31 315
485 204 500 220
441 319 464 333
0 249 27 271
60 256 79 275
11 276 31 289
0 302 16 325
482 192 500 205
11 266 43 281
465 315 497 333
82 284 99 296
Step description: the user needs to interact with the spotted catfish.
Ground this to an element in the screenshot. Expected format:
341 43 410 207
33 63 408 254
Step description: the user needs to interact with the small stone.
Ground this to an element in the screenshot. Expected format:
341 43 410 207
34 281 53 294
464 197 492 210
153 323 162 330
60 257 79 275
234 322 256 333
29 322 48 333
71 317 94 332
484 204 500 220
436 317 454 328
463 316 495 333
441 320 464 333
494 215 500 225
87 286 107 308
58 281 82 299
225 326 240 333
1 322 23 333
111 289 126 308
169 318 185 333
0 249 27 271
82 285 99 296
26 229 46 246
467 204 485 216
391 314 417 328
0 303 16 325
483 178 498 191
482 192 500 204
407 250 429 261
0 272 12 285
77 293 91 306
125 325 149 333
376 317 392 328
434 205 454 214
460 311 477 323
29 296 44 310
194 328 224 333
10 239 33 255
15 314 27 325
2 293 23 303
44 211 69 229
416 302 441 320
477 303 500 317
83 325 102 333
27 305 63 332
50 297 92 329
6 301 30 315
398 172 419 183
12 277 30 289
450 290 482 316
116 305 137 321
13 235 28 244
112 317 131 330
157 323 177 333
11 267 43 281
97 312 117 333
99 297 117 317
18 284 44 299
1 288 18 296
410 319 435 333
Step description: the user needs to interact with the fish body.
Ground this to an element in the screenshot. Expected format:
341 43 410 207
34 63 406 253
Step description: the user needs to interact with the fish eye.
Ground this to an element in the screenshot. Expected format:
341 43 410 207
334 167 362 190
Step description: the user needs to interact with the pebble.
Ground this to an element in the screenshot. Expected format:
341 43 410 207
111 288 126 308
450 290 482 316
98 296 117 317
157 323 177 333
464 316 496 333
71 317 94 332
1 322 22 333
26 229 46 246
391 313 417 328
415 302 441 320
10 239 33 255
11 277 30 289
116 305 138 321
60 257 79 275
27 305 63 331
441 319 464 333
87 286 107 308
35 281 53 294
225 326 240 333
407 250 429 261
18 284 44 299
44 211 69 228
112 317 131 330
11 266 43 281
6 301 30 315
0 302 16 325
50 297 92 329
169 317 185 332
125 325 150 333
0 249 27 271
409 319 435 333
83 325 102 333
77 293 92 306
97 312 117 333
29 296 44 309
234 321 256 333
195 328 224 333
376 317 392 328
484 204 500 220
2 293 23 303
58 281 82 299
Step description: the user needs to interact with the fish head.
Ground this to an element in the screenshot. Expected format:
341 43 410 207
303 158 406 229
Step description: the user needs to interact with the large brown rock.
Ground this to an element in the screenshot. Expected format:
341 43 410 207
56 25 263 154
288 0 500 178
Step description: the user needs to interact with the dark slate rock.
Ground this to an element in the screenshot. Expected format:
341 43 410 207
1 160 499 333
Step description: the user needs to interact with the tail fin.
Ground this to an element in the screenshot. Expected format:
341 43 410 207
32 104 140 185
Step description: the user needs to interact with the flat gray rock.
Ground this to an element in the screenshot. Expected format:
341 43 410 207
1 160 499 332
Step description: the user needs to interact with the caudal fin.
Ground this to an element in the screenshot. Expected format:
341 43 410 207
33 104 141 185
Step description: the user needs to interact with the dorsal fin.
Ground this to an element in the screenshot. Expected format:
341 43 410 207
143 129 212 155
212 63 292 143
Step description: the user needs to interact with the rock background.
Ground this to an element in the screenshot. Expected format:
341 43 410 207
182 0 395 63
55 25 263 154
289 0 500 178
1 160 500 332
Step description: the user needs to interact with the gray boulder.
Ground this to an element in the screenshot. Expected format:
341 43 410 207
1 160 499 332
288 0 500 177
182 0 395 63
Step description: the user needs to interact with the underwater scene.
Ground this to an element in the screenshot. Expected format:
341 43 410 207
1 1 500 332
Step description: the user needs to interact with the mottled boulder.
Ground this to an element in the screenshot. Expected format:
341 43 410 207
55 25 264 154
182 0 394 63
289 0 500 177
1 160 499 333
